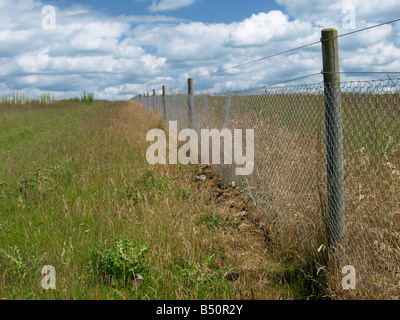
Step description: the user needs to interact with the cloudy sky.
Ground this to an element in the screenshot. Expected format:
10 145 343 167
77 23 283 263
1 0 400 100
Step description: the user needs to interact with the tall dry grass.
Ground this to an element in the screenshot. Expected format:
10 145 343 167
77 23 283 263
187 90 399 299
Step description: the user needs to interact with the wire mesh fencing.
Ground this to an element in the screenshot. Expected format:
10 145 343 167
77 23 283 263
132 78 400 299
339 80 400 298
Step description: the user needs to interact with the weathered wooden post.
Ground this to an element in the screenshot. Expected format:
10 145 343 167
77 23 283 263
204 95 211 129
162 85 167 121
223 92 231 129
188 78 195 128
321 28 345 260
152 89 156 112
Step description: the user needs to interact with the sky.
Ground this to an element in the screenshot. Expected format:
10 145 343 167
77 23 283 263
0 0 400 100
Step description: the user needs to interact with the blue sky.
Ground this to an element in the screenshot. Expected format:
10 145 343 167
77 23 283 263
53 0 282 23
0 0 400 100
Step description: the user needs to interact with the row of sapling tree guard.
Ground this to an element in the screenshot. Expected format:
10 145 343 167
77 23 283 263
0 91 55 105
0 91 95 105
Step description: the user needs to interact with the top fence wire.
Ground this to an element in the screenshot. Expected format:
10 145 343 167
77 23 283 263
132 77 400 299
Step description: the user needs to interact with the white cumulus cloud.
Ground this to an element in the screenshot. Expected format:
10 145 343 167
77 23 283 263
1 0 400 100
148 0 198 12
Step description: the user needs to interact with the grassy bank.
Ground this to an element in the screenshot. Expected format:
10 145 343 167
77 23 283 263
0 101 319 300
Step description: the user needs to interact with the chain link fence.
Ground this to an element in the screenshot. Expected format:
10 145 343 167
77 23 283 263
132 78 400 299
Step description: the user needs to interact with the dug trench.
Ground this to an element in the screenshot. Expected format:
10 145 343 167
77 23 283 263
184 163 327 299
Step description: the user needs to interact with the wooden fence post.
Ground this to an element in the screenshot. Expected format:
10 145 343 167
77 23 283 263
188 78 195 128
321 28 346 260
162 85 167 121
152 89 156 112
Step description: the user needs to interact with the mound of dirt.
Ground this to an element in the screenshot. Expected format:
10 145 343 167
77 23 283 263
193 164 249 212
191 164 272 243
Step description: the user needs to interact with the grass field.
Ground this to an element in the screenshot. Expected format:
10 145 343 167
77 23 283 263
0 100 324 300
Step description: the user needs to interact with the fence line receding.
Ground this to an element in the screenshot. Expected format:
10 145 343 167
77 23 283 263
131 27 400 299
